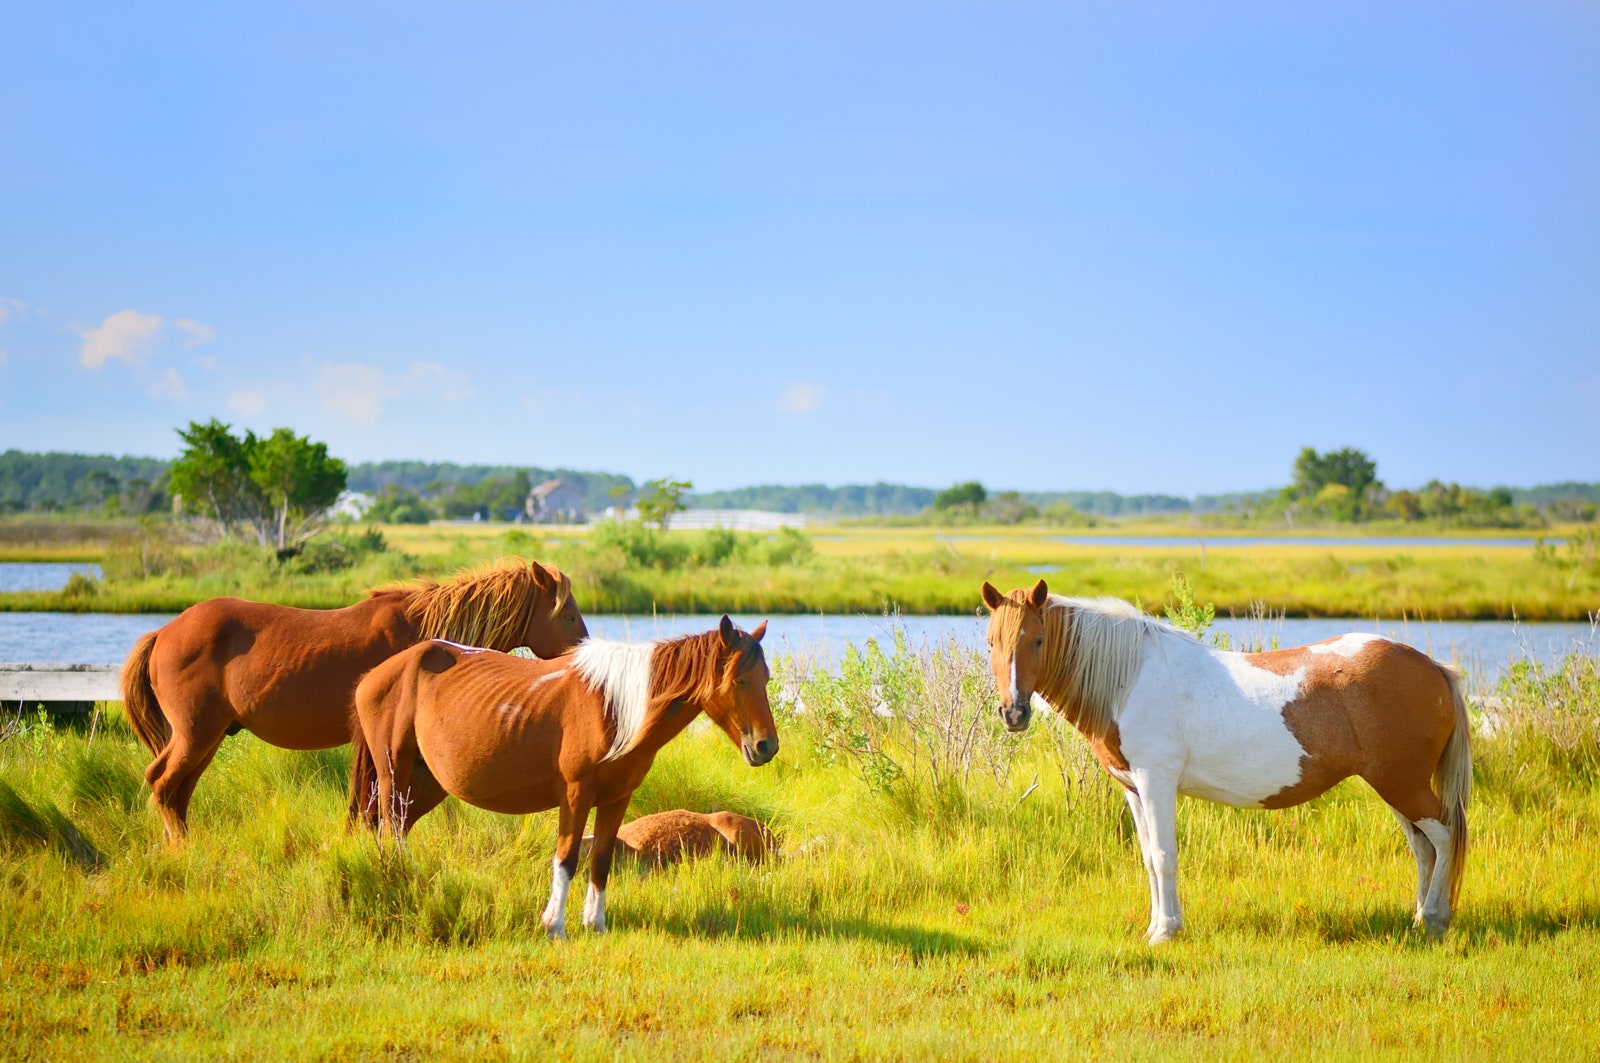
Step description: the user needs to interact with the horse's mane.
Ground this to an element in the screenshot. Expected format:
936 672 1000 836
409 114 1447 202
991 593 1182 739
373 558 571 652
573 626 764 762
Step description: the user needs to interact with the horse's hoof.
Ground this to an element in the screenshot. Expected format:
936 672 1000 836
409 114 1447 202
1146 923 1181 945
544 923 568 942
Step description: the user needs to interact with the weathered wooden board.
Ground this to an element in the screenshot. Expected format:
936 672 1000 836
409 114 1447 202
0 663 123 704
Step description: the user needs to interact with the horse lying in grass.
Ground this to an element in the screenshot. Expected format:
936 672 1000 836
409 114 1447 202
981 579 1471 943
583 809 779 868
351 616 777 939
120 559 585 843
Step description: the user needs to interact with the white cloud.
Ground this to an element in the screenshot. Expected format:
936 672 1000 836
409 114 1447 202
192 354 218 370
317 360 473 426
0 350 8 365
176 319 216 348
80 310 162 369
318 363 389 425
0 297 23 321
147 366 190 401
227 388 267 415
405 361 474 403
778 382 825 414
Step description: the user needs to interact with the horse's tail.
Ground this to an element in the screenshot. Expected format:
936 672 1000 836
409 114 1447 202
347 707 380 831
120 630 169 756
1436 666 1472 909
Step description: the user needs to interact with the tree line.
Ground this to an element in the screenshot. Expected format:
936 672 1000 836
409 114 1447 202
3 436 1596 527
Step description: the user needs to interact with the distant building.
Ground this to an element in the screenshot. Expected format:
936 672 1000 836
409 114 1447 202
329 491 374 520
525 480 587 523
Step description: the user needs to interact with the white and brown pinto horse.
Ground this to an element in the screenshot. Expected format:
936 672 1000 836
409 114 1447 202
352 616 777 939
982 580 1472 942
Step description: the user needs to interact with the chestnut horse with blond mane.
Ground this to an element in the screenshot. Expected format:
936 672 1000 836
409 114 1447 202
120 559 585 842
982 579 1471 942
352 616 777 938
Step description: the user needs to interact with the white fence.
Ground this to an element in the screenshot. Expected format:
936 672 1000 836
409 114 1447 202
666 509 807 532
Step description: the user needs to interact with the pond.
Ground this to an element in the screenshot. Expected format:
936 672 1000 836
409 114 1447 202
0 609 1592 690
0 562 103 592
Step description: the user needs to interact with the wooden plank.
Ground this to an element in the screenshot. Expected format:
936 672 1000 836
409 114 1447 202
0 664 123 703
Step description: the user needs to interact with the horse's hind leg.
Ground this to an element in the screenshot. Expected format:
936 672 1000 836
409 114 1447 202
1389 807 1436 920
398 759 448 833
145 704 233 844
1378 784 1453 938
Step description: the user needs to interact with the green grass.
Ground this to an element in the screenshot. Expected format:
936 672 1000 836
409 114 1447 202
3 639 1599 1060
3 521 1598 619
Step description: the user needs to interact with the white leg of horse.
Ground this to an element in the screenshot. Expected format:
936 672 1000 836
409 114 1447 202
582 882 607 932
1124 789 1160 939
541 857 573 941
1390 807 1436 920
1135 776 1184 944
1414 818 1454 938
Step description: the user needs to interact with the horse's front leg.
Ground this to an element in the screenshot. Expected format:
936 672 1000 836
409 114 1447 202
542 781 594 941
1123 788 1160 940
1132 774 1183 944
583 798 630 933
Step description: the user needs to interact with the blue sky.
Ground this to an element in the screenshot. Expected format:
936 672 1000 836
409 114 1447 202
1 2 1596 494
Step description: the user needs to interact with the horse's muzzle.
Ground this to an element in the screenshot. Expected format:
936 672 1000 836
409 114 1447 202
744 735 779 766
1000 703 1032 732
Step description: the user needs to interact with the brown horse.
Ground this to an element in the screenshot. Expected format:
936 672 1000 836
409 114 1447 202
982 579 1471 941
352 616 777 938
120 559 585 842
584 809 779 868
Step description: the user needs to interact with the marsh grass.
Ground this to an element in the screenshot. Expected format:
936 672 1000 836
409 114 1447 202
6 521 1598 620
3 634 1600 1058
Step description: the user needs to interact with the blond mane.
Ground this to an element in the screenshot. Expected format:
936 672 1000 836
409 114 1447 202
991 593 1177 739
573 627 764 761
375 558 571 651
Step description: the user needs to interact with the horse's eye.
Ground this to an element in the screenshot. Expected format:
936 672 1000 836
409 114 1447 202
1034 638 1044 648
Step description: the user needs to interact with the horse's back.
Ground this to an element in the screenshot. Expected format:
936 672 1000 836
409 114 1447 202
151 594 415 748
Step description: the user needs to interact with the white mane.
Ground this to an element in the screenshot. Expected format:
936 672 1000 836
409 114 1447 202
571 638 655 761
1040 595 1191 738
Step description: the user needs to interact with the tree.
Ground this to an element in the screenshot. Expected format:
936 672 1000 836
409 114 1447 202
637 478 692 529
168 419 265 531
1291 447 1378 499
249 428 347 551
168 420 346 550
933 480 987 512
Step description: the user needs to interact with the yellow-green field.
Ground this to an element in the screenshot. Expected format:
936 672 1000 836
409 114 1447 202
3 640 1598 1060
2 520 1596 620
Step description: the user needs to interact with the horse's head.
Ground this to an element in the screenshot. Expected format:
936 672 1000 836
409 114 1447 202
705 615 778 766
981 578 1050 732
521 563 589 657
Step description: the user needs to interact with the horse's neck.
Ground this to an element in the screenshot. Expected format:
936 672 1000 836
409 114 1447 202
629 698 704 758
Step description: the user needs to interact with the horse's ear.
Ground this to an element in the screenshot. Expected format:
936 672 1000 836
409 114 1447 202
529 563 554 593
980 581 1004 611
719 615 736 648
750 620 767 642
1028 579 1049 608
